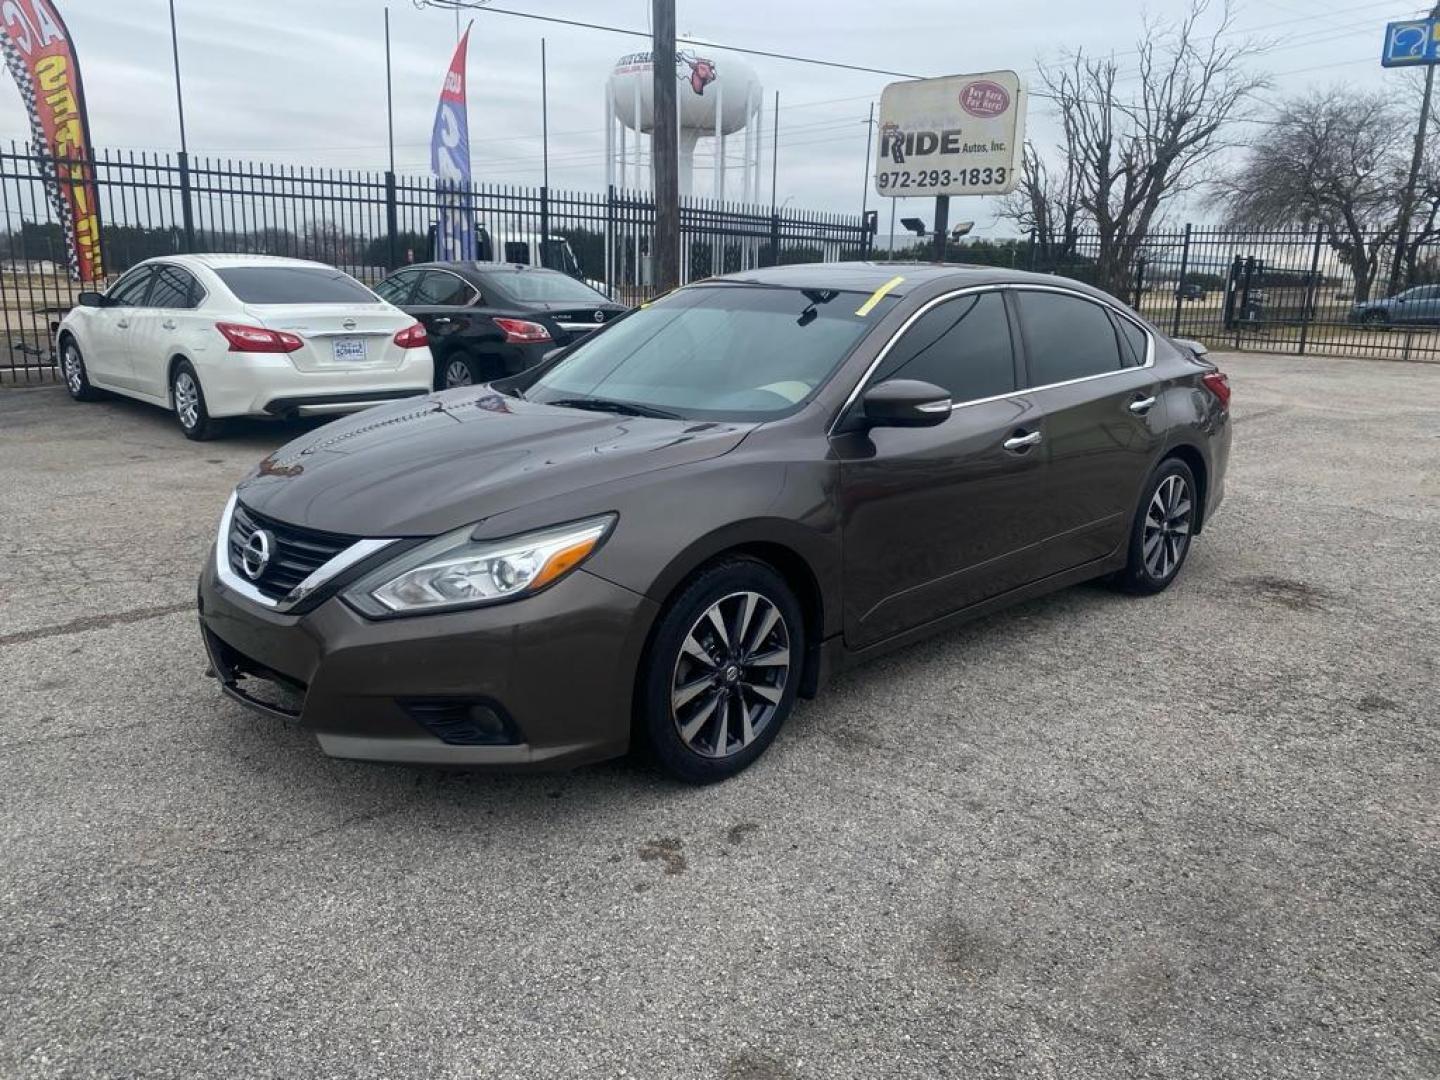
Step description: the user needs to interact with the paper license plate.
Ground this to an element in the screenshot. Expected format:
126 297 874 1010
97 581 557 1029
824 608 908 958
332 337 367 363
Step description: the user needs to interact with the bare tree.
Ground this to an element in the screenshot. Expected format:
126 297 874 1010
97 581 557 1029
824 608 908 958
1214 88 1409 301
1001 142 1082 263
1019 0 1264 293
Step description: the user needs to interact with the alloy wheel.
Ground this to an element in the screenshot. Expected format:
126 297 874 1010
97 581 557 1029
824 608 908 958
62 344 83 394
670 590 790 759
1143 474 1192 580
174 371 200 431
444 359 474 389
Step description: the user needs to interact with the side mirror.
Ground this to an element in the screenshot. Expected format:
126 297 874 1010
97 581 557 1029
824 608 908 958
860 379 952 428
77 291 107 308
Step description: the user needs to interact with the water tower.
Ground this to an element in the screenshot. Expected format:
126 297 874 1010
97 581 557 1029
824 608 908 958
605 48 763 203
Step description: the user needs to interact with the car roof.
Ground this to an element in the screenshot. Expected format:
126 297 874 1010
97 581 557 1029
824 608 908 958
404 261 570 276
703 260 1112 299
153 254 336 271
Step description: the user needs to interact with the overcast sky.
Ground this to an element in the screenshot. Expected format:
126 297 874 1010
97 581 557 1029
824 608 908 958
0 0 1426 236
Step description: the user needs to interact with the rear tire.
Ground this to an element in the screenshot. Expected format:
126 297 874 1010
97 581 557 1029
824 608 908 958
638 557 804 784
60 337 101 401
1360 310 1388 327
1114 458 1198 595
436 352 483 391
171 360 224 441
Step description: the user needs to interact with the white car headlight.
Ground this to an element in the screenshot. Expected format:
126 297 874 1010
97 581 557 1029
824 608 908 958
344 515 615 617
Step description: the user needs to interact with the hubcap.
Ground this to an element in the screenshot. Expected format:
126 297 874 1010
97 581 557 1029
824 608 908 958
1143 474 1192 579
175 372 199 430
63 346 82 393
671 590 790 759
444 359 474 388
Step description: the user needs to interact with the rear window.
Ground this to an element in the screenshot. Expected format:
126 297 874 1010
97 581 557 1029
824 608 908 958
215 266 377 305
481 269 607 304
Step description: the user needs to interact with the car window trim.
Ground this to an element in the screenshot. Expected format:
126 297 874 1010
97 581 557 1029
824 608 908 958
147 262 207 310
106 265 156 307
830 283 1155 435
417 267 480 307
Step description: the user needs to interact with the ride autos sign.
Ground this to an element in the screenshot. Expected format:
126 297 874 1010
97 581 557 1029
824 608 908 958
875 71 1025 199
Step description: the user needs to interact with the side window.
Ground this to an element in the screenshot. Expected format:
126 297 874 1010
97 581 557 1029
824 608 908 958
871 291 1015 403
1015 291 1124 386
146 265 200 309
374 270 418 305
413 270 478 307
106 267 154 306
503 241 530 265
1112 313 1150 368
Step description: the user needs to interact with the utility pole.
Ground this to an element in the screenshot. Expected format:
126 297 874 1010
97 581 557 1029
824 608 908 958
384 7 395 173
651 0 679 292
1391 2 1440 295
860 101 874 222
167 0 188 154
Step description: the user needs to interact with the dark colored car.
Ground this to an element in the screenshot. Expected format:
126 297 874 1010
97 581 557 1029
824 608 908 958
1348 284 1440 326
1175 282 1206 302
198 263 1231 783
373 262 627 390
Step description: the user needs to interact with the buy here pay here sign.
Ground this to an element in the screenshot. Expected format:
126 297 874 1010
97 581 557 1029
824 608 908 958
875 71 1026 198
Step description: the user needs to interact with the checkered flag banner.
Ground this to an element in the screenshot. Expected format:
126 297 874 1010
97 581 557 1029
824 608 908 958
0 0 103 282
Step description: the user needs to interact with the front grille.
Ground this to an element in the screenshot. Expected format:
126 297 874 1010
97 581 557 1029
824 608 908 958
229 502 356 601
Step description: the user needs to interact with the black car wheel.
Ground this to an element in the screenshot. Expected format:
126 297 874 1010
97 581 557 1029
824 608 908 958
1360 309 1389 326
640 557 803 783
172 360 223 441
1115 458 1197 595
60 337 101 401
437 353 482 391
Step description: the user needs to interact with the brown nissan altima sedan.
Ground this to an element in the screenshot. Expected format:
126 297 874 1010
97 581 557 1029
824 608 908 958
198 263 1231 783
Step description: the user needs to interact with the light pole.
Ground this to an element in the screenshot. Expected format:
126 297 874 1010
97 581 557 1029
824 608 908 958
1391 1 1440 294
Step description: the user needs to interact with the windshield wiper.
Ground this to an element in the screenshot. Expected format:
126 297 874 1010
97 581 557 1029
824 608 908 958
543 396 682 420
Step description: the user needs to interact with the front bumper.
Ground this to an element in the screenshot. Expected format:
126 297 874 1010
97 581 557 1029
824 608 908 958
198 553 658 768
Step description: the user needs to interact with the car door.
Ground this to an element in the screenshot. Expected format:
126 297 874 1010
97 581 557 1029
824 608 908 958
1417 285 1440 325
87 265 155 389
129 263 206 399
408 268 480 344
1011 288 1166 571
836 288 1055 649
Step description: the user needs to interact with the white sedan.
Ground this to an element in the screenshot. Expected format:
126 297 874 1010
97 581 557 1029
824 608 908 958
56 254 434 439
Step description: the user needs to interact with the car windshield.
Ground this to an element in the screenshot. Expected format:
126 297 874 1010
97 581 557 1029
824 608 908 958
215 266 378 304
482 268 607 304
518 284 894 421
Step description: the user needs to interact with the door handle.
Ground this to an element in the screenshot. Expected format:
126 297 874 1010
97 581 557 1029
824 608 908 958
1003 430 1042 452
116 318 130 329
1128 395 1157 414
161 319 177 330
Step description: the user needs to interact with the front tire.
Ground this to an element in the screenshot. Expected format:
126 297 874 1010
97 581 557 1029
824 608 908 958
1115 458 1198 595
60 337 101 401
171 360 223 441
639 558 804 784
1360 309 1388 327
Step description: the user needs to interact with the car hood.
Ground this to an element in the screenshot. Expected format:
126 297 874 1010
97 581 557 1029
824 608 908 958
235 388 755 537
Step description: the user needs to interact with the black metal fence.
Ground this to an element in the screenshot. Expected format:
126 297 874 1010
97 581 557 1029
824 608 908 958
975 226 1440 364
4 139 1438 384
0 142 871 382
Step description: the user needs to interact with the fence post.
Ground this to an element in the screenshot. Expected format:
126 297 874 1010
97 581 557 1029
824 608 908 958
1027 228 1036 271
769 210 780 268
604 184 615 299
1132 256 1147 310
540 185 551 257
1297 223 1325 357
177 150 196 252
384 170 399 270
1171 223 1192 337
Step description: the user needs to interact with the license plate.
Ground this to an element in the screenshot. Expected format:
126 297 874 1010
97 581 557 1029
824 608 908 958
331 337 367 363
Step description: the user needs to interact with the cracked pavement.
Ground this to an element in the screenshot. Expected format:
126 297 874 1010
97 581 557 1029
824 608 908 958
1 353 1437 1079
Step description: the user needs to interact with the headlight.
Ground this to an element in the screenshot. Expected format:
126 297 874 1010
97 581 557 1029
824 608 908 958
344 515 615 617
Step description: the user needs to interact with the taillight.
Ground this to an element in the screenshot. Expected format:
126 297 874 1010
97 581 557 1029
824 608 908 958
394 323 429 349
216 321 302 353
1201 370 1231 407
493 317 552 345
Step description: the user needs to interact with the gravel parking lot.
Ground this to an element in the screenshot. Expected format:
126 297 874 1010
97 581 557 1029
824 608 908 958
2 352 1437 1079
